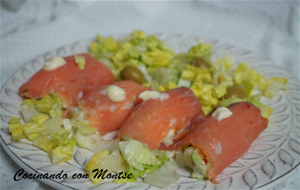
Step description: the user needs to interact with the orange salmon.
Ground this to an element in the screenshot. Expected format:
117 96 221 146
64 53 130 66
177 102 268 183
19 54 114 107
77 80 150 136
118 87 205 150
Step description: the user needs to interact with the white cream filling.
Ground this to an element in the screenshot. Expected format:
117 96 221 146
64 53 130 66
162 129 175 146
43 57 66 71
106 85 126 102
212 107 233 121
139 91 169 102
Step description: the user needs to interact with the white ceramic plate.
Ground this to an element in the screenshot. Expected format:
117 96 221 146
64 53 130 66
0 34 299 190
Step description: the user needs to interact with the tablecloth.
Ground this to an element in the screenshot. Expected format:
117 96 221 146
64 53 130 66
1 1 299 189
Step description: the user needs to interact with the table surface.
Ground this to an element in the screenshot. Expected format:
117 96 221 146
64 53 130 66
1 1 299 189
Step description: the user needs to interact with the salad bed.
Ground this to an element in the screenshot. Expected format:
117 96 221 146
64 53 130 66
7 30 289 188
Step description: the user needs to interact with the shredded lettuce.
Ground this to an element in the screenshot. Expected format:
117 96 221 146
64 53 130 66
62 118 74 138
42 115 63 135
168 53 189 72
9 112 63 142
218 97 242 107
33 129 76 164
23 123 45 141
74 55 86 70
47 130 76 164
9 117 24 141
244 95 273 120
184 146 210 180
118 139 160 170
21 93 63 116
212 83 227 99
175 151 187 168
143 161 181 188
117 139 169 183
262 77 288 98
233 63 268 96
30 113 48 124
218 95 273 120
153 67 180 86
21 104 37 123
177 78 191 88
73 121 119 153
90 30 175 80
9 94 74 165
188 41 213 61
85 149 126 184
216 55 233 70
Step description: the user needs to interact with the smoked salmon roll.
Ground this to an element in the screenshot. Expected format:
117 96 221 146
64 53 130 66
19 54 114 107
118 87 205 150
177 102 268 183
72 80 150 136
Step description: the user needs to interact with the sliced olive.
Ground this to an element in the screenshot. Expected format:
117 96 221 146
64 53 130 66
190 57 211 69
120 66 145 84
224 85 245 99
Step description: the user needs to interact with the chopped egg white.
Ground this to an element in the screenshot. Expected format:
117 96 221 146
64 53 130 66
212 107 233 121
43 57 66 71
106 85 126 102
162 129 175 146
165 150 176 159
139 91 169 101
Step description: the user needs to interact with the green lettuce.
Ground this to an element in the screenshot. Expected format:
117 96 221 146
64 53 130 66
143 161 181 188
85 149 126 184
218 95 273 120
117 139 169 183
184 147 210 180
33 129 76 164
73 121 119 153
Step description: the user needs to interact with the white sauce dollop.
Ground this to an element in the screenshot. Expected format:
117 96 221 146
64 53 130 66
212 107 233 121
106 85 126 102
43 57 66 71
139 91 169 101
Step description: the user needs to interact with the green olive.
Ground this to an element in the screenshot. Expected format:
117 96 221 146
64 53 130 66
120 66 145 84
190 57 211 69
224 85 246 99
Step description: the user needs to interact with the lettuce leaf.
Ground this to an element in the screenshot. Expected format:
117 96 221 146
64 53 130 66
218 95 273 119
74 55 86 70
117 139 169 183
118 139 161 171
33 129 76 164
143 161 181 188
85 149 126 184
9 117 24 141
184 147 210 180
262 77 288 98
47 129 76 164
188 41 213 61
73 121 119 153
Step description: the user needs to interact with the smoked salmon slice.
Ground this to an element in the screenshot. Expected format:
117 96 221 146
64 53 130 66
18 54 114 107
118 87 205 150
177 102 268 183
76 80 150 136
